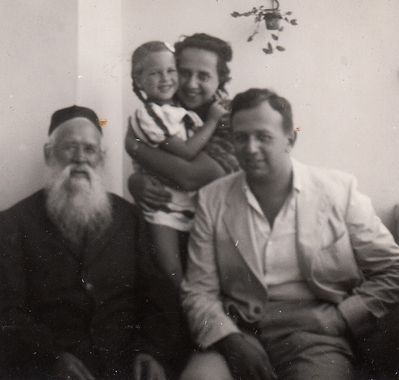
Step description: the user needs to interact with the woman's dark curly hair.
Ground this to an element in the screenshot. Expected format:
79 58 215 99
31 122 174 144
174 33 233 92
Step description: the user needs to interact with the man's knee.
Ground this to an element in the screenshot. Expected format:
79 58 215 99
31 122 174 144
179 350 232 380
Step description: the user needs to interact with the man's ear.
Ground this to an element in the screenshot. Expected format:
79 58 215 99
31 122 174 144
99 147 106 165
43 143 52 165
286 129 297 152
290 129 297 146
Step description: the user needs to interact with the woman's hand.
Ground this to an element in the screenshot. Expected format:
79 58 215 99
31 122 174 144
128 173 171 210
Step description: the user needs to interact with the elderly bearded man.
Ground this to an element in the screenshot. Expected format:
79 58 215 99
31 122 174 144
0 106 166 380
180 89 399 380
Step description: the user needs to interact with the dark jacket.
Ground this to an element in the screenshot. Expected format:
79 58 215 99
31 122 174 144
0 190 154 378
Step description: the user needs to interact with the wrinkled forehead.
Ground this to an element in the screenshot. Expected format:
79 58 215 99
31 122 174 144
51 117 102 146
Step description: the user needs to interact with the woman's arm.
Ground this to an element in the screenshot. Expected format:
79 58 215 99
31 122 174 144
128 173 172 209
125 127 225 192
139 146 224 191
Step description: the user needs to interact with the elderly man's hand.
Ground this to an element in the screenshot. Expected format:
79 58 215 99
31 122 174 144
215 333 277 380
52 352 95 380
132 353 166 380
128 173 171 210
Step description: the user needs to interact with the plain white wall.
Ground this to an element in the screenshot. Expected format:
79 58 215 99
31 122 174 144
122 0 399 231
0 0 78 209
77 0 124 194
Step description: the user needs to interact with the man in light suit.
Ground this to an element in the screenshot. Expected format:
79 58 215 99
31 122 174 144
180 88 399 380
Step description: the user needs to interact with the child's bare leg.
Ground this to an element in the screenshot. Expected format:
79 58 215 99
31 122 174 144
149 223 183 289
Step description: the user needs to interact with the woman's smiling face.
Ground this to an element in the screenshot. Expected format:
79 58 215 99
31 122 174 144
176 47 220 110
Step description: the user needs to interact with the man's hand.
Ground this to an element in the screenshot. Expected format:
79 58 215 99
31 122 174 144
321 305 348 336
215 333 277 380
132 353 166 380
52 352 95 380
128 173 171 210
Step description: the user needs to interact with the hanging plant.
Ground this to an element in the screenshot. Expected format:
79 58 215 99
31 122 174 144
231 0 298 54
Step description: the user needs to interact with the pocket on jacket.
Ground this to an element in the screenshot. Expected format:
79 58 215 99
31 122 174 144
320 216 346 250
312 228 360 286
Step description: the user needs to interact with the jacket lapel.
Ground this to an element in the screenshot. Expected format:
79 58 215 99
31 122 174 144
223 174 265 284
294 162 327 284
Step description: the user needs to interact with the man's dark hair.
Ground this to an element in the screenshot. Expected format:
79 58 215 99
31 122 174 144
230 88 294 134
174 33 232 92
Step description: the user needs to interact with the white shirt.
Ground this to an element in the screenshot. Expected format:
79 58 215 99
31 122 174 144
243 167 315 300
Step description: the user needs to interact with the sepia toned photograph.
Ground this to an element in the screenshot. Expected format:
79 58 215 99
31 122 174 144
1 1 399 379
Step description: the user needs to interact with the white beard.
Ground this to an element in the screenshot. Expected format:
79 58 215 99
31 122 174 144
45 163 112 246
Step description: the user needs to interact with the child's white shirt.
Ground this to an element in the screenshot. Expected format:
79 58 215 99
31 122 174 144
130 102 203 231
132 102 203 147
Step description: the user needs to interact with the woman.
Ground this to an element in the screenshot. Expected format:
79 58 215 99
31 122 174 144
127 33 238 379
128 33 238 205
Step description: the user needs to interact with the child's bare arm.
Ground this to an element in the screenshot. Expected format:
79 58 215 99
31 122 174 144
160 100 226 161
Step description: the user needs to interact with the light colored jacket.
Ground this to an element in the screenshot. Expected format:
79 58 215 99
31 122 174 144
181 161 399 348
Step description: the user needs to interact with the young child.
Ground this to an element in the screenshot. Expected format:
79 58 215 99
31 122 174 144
125 41 226 289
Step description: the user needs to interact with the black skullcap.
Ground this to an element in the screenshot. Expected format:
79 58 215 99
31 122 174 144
48 105 102 136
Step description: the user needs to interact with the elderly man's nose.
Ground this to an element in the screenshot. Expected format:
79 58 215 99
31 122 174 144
72 146 87 162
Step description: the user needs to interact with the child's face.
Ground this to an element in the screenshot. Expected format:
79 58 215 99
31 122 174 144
136 50 178 104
